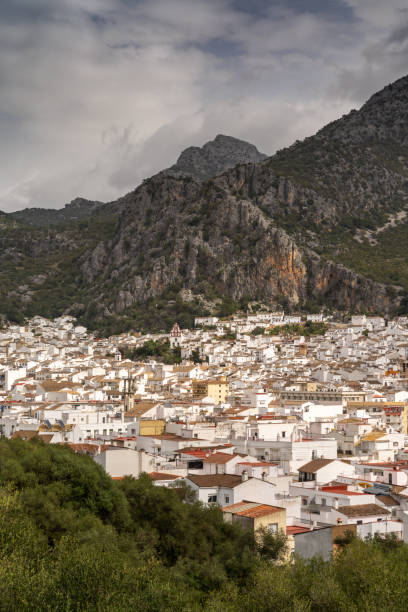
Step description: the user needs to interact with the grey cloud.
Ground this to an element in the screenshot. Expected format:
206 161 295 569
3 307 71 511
0 0 407 211
329 8 408 104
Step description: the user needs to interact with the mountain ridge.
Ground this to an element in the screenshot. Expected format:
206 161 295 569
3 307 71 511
166 133 268 179
1 75 408 332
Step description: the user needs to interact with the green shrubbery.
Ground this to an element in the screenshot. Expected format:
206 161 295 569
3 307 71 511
270 321 328 336
122 339 182 364
2 439 408 610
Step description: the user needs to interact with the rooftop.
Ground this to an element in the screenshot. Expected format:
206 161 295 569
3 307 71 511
222 500 284 518
337 504 391 517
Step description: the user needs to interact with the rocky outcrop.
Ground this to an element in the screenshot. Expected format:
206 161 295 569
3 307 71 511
82 163 399 317
166 134 267 179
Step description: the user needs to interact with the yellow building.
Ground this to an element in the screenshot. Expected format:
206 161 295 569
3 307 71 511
222 500 286 538
192 377 229 404
139 419 165 436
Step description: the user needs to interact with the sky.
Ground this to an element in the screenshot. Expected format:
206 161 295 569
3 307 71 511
1 0 408 211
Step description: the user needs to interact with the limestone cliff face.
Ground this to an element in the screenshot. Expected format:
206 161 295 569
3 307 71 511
82 163 396 316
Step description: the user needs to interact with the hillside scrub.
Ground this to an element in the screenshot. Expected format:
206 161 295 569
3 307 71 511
2 438 408 611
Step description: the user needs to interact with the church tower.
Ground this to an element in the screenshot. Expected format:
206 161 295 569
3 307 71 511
170 322 182 348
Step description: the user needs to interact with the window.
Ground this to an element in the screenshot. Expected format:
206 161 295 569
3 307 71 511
357 520 363 525
281 431 286 438
377 518 383 522
302 497 308 506
268 523 278 533
224 495 230 504
208 494 217 503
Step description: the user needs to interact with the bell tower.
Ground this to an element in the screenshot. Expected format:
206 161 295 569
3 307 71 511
170 322 182 348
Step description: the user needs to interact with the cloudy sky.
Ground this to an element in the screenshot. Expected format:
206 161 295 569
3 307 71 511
1 0 408 211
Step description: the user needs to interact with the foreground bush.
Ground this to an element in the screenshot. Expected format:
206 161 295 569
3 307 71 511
1 438 408 611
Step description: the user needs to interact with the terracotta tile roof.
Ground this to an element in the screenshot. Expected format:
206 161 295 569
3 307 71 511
361 431 387 442
338 417 366 424
179 444 234 453
125 401 158 418
320 485 364 496
298 458 335 473
337 504 391 517
180 449 211 459
286 525 311 535
68 443 109 455
186 474 244 488
11 430 38 441
238 461 278 467
139 433 194 441
376 495 400 507
222 500 284 518
202 452 239 464
148 472 180 481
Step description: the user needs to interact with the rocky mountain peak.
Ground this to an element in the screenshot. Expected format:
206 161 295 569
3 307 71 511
167 133 268 180
319 75 408 145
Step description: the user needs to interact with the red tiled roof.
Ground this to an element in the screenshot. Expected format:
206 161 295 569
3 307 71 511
238 461 278 467
148 472 180 481
376 494 400 507
186 474 244 488
222 500 284 518
203 452 238 464
180 449 210 459
321 486 365 496
286 525 311 535
337 504 391 517
299 458 335 473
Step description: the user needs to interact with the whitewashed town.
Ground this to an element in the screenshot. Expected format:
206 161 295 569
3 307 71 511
2 310 408 559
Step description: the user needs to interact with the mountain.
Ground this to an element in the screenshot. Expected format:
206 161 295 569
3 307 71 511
166 134 267 179
9 197 128 227
1 77 408 332
6 135 266 227
9 198 103 226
